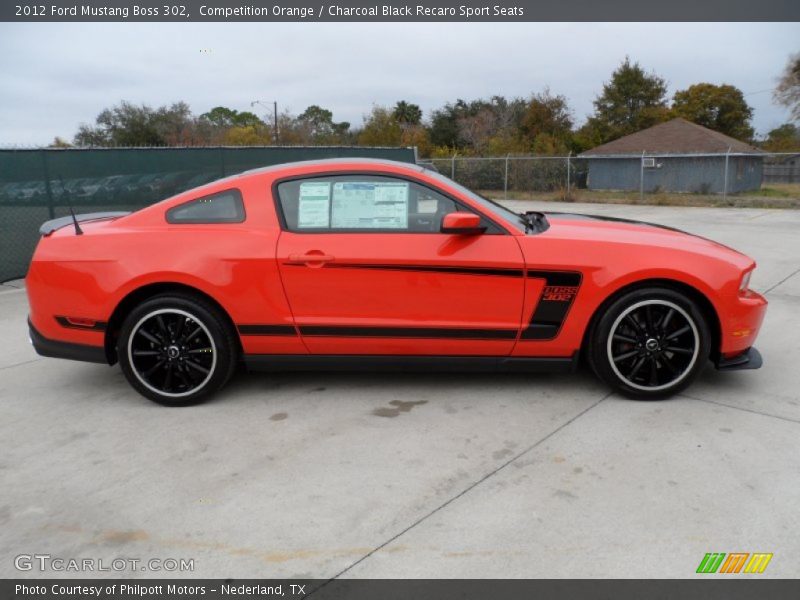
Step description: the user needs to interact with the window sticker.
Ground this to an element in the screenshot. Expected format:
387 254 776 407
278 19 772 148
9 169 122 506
331 181 409 229
297 181 331 228
417 198 439 214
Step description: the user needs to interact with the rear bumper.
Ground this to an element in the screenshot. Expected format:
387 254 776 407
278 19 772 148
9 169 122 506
28 318 108 364
714 346 762 371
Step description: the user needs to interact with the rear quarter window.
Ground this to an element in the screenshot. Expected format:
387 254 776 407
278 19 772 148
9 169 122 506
166 189 245 224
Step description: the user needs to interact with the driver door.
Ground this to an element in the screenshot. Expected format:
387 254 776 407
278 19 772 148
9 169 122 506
274 173 525 356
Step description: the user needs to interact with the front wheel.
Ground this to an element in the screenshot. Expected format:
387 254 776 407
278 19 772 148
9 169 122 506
118 294 238 405
588 287 711 399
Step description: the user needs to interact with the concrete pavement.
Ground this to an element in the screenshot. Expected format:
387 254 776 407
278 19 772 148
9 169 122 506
1 202 798 579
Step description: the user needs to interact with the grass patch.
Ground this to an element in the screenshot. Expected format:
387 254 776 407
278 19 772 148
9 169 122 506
757 184 800 198
480 185 800 209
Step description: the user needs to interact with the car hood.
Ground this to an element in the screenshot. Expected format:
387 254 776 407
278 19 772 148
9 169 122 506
541 211 753 268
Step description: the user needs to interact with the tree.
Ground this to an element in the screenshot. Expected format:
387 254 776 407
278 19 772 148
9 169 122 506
223 126 269 146
294 105 350 143
458 107 497 153
774 52 800 121
75 101 163 146
269 110 306 145
358 106 402 146
429 100 470 148
672 83 754 140
400 125 432 157
200 106 263 129
49 137 72 148
483 95 527 138
155 102 196 145
392 101 423 127
199 106 239 128
428 96 527 153
762 123 800 152
232 111 263 128
196 106 267 143
73 101 198 146
520 89 574 153
583 57 670 144
572 121 606 154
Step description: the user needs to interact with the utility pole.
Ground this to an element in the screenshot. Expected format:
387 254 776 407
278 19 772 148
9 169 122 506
251 99 279 145
723 146 731 202
273 100 278 145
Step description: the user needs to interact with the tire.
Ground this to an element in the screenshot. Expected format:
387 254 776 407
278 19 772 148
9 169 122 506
587 287 711 400
117 293 238 405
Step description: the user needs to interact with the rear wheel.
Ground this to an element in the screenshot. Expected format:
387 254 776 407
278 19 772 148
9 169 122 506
588 287 711 399
118 294 237 405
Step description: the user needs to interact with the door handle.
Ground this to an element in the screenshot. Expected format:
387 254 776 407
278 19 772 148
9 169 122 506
286 252 336 265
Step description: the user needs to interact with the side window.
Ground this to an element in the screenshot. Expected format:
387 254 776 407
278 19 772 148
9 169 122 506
166 189 245 224
276 175 464 233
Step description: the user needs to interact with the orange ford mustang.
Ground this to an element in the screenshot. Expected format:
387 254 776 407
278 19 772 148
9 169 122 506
26 159 766 405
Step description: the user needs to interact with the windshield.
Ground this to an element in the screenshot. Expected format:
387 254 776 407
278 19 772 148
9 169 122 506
425 170 525 232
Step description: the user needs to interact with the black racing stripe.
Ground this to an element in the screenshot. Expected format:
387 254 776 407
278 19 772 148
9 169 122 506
239 269 580 341
546 211 689 234
521 270 583 341
285 262 524 278
526 270 582 287
55 316 107 332
238 324 297 336
299 325 518 340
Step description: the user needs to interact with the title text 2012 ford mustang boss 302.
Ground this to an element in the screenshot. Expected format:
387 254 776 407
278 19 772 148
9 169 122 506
26 159 766 405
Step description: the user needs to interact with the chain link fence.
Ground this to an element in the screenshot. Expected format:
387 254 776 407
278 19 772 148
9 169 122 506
0 146 416 282
425 152 800 204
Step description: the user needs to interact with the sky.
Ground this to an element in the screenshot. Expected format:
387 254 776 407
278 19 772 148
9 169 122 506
0 22 797 146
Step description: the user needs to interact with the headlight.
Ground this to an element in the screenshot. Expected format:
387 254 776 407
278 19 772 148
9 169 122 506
739 270 752 293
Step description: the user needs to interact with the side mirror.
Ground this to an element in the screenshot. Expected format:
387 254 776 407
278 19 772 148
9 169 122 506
440 212 486 235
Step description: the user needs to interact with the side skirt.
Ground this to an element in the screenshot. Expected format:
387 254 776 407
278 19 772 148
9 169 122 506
243 353 579 374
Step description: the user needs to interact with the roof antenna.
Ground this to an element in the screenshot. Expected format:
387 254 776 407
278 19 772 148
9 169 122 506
58 175 83 235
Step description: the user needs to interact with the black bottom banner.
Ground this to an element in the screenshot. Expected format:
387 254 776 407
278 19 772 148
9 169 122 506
4 579 800 600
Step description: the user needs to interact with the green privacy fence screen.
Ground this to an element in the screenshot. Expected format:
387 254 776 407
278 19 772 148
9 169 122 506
0 146 416 282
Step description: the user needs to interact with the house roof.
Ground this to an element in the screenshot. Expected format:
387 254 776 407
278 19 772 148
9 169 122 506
580 118 761 156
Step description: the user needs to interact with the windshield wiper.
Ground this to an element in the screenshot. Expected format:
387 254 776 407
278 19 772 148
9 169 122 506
520 211 549 233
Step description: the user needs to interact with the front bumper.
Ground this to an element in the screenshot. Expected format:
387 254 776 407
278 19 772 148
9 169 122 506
720 290 767 355
714 346 762 371
28 318 108 364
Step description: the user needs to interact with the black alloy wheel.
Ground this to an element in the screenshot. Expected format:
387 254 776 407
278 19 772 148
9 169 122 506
118 294 237 405
589 287 711 399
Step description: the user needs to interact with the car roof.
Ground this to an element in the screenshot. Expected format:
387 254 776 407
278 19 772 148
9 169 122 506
240 157 426 178
115 158 434 227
